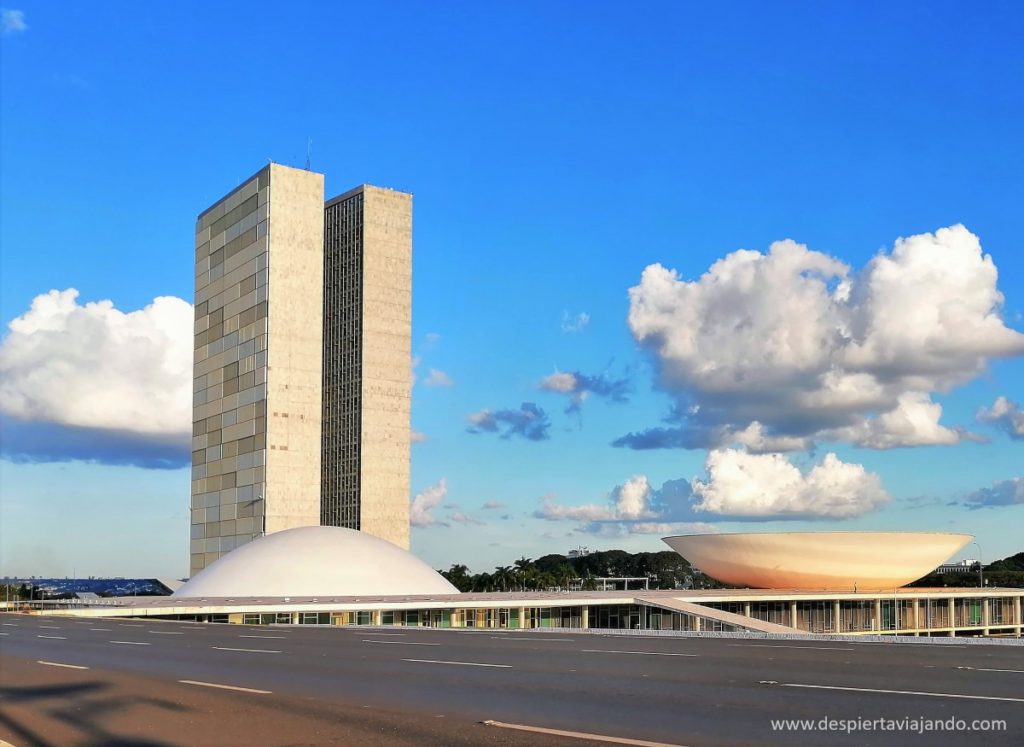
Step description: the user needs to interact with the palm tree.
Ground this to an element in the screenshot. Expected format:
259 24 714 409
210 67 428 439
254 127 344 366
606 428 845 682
493 566 515 591
554 564 576 591
514 557 535 591
441 564 472 592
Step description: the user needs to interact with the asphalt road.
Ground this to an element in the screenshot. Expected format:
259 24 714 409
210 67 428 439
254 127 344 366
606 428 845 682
2 612 1023 746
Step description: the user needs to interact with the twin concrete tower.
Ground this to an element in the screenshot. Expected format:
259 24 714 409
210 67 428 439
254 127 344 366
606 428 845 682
190 164 412 578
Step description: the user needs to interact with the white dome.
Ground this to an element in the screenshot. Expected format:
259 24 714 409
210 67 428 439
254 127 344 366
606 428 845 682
175 526 458 598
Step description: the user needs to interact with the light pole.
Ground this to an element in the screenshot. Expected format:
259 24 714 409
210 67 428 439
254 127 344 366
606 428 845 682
971 541 983 589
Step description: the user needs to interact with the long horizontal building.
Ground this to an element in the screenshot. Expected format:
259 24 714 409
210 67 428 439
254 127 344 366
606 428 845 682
16 587 1023 638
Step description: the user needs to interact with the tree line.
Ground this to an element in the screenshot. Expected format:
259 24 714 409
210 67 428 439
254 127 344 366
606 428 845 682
438 549 723 593
908 552 1024 589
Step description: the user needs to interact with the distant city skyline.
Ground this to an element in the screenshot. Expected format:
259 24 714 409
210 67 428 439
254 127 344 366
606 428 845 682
1 3 1022 577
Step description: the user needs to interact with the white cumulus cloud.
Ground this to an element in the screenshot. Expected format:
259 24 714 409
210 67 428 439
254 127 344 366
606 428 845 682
692 449 891 519
410 479 447 526
540 371 577 393
612 475 656 519
0 289 192 438
424 368 454 387
534 493 613 522
624 225 1024 451
977 396 1024 440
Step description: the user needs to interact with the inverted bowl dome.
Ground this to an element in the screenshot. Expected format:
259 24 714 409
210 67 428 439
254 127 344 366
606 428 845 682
663 532 973 590
175 526 458 598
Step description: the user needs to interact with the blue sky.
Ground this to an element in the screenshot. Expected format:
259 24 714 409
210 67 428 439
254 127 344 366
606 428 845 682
1 2 1022 578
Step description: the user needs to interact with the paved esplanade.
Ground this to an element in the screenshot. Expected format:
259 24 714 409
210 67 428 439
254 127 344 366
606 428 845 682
2 613 1022 746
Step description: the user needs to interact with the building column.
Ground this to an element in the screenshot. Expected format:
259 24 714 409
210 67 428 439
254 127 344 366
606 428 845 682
581 606 589 629
873 598 882 632
789 601 798 630
743 602 751 619
291 612 300 625
1014 595 1022 637
982 597 990 635
693 615 702 632
371 609 382 626
449 610 459 628
949 597 956 636
912 598 920 636
518 607 528 630
833 600 841 634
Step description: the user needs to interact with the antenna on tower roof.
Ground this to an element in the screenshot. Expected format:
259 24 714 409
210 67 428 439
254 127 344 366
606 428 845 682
305 138 312 171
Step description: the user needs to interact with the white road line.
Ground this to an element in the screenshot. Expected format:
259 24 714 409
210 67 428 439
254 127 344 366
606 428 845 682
179 679 272 694
239 635 286 639
483 720 687 747
1 623 19 627
969 667 1024 674
89 628 112 631
402 658 511 668
351 632 405 636
120 624 144 627
37 635 66 640
212 646 281 654
581 649 698 658
0 632 8 636
494 637 574 642
778 682 1024 703
730 644 855 651
38 660 89 670
109 640 150 646
39 626 62 629
362 640 440 646
149 631 184 635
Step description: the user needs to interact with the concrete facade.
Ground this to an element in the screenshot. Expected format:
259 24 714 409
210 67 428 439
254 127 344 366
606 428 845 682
322 186 411 549
191 164 325 577
192 166 411 577
263 168 325 535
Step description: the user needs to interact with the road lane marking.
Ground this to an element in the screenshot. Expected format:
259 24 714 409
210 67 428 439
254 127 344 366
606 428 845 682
39 626 62 629
37 635 66 640
581 649 698 658
351 632 405 636
729 644 855 651
149 631 184 635
89 628 112 631
239 635 287 639
109 640 150 646
362 640 440 646
483 720 688 747
120 623 144 627
212 646 281 654
0 632 7 636
1 623 18 627
179 679 272 694
493 637 575 642
958 666 1024 674
775 682 1024 703
38 660 89 670
403 658 511 668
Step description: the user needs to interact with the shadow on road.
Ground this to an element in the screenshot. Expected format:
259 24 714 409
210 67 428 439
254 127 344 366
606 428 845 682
0 678 186 747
